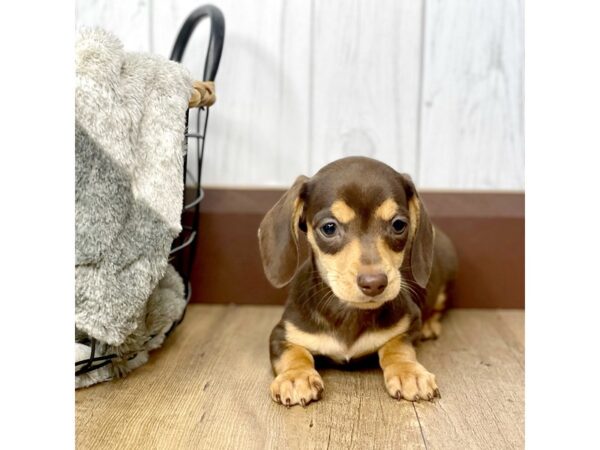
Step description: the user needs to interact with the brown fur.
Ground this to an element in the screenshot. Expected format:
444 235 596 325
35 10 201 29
259 157 457 407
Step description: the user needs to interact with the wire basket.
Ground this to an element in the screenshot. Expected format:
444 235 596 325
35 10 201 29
167 4 225 331
75 5 225 377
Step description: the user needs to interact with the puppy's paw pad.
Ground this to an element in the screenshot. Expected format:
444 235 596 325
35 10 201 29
384 362 438 402
270 369 324 407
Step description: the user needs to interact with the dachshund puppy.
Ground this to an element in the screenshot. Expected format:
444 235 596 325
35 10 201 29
258 157 457 407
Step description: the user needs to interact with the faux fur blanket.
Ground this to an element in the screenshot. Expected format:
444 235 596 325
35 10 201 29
75 28 193 387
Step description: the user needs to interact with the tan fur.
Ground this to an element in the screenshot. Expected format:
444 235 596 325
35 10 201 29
433 289 447 310
375 198 399 221
330 200 356 223
306 227 404 306
420 314 442 340
421 289 447 340
375 237 404 298
270 344 324 406
408 196 437 243
408 196 420 239
378 336 439 401
306 228 363 302
285 317 410 363
291 197 304 241
273 344 314 375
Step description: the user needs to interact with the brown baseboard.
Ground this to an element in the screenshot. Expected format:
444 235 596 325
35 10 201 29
186 188 524 309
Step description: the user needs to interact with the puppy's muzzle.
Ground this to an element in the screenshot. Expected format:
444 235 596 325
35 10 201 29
357 272 388 297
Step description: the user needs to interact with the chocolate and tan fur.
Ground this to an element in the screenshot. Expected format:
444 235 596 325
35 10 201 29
258 157 457 407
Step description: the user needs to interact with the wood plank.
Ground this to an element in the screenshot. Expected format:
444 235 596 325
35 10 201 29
76 305 426 449
418 0 524 189
310 0 423 179
152 0 312 187
76 307 523 449
75 0 151 52
414 309 524 449
495 309 525 354
76 305 229 449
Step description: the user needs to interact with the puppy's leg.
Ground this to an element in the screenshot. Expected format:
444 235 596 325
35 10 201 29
269 323 324 407
378 336 439 402
421 289 447 340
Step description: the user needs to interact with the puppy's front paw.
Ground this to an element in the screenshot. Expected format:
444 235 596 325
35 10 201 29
384 362 439 402
270 369 324 407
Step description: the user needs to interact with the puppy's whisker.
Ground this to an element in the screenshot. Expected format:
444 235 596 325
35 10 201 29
400 278 417 295
298 286 330 305
295 278 322 294
304 286 332 303
295 270 329 292
402 278 424 297
318 292 338 315
298 283 335 306
401 279 419 295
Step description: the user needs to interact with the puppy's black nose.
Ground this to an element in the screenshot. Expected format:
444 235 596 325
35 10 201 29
357 273 388 297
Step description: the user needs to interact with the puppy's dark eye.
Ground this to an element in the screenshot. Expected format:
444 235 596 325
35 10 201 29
320 222 338 237
391 217 408 234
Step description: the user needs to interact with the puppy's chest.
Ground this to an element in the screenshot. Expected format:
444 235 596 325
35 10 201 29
285 316 411 363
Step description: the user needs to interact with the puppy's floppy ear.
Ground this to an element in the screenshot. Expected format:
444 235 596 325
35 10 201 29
401 174 434 289
258 175 309 288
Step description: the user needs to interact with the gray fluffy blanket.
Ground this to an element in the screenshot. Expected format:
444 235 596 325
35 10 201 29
75 28 193 388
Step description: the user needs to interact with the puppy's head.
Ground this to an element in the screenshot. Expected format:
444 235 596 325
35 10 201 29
258 157 434 309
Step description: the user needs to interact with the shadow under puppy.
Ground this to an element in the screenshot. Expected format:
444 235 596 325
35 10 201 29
258 157 457 407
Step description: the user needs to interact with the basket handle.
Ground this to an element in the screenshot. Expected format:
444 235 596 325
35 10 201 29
169 4 225 82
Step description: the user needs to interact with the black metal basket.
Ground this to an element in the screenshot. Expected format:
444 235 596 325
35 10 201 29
167 4 225 331
75 5 225 377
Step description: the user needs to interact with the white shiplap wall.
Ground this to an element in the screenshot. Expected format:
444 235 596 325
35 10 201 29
75 0 524 190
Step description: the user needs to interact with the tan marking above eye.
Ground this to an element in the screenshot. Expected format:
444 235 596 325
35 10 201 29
375 198 399 221
330 200 356 224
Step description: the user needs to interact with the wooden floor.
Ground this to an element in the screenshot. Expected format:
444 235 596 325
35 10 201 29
76 305 524 450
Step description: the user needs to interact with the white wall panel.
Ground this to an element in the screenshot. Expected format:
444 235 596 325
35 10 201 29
152 0 312 187
75 0 151 52
418 0 524 189
75 0 525 190
309 0 423 180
